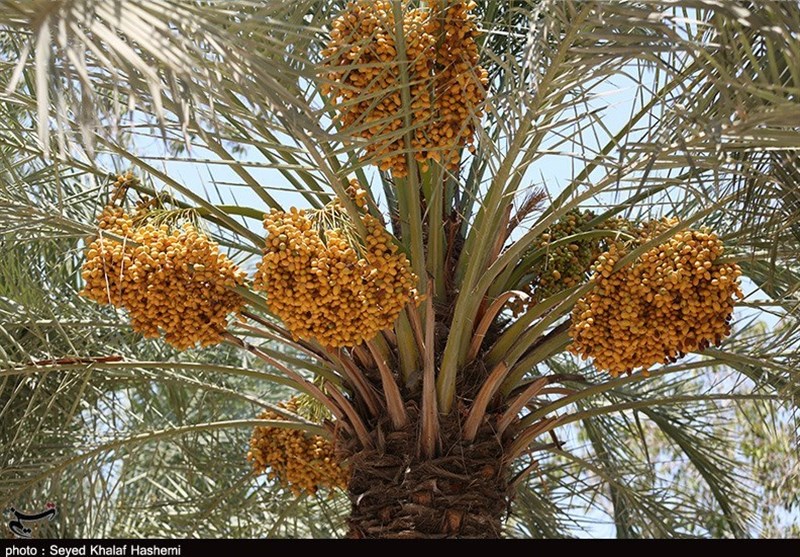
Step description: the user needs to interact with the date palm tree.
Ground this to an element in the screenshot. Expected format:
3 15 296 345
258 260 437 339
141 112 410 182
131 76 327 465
1 0 799 538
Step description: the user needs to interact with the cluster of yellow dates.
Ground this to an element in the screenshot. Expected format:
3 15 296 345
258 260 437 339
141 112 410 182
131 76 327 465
80 180 245 350
569 219 742 376
253 184 419 348
321 0 488 176
247 398 349 497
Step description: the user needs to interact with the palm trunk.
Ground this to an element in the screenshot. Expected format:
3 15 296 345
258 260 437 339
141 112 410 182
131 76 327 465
344 409 511 539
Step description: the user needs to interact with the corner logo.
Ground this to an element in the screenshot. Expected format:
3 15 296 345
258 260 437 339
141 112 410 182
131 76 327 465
4 503 58 538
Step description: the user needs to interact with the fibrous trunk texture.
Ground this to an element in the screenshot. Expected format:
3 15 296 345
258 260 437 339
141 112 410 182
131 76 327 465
345 410 511 539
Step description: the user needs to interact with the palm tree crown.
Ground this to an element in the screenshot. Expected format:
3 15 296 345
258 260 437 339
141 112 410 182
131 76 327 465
1 0 799 538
